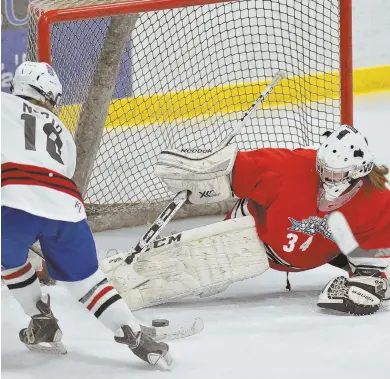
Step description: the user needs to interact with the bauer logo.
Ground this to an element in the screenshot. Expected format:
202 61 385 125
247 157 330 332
351 289 374 302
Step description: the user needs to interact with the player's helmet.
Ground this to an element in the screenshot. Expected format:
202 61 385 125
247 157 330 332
316 125 374 200
11 61 62 107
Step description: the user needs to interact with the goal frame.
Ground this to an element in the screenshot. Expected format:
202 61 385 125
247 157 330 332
34 0 353 125
30 0 354 231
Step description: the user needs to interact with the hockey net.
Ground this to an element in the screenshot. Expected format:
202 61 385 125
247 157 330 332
26 0 352 232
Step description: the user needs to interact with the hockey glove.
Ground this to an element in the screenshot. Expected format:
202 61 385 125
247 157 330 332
317 268 389 315
154 145 237 204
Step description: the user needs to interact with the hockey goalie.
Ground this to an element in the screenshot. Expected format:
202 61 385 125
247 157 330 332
102 125 390 316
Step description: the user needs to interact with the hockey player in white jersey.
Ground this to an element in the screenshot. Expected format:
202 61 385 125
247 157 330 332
1 61 172 369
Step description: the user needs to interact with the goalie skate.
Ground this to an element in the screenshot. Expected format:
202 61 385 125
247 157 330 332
19 294 66 355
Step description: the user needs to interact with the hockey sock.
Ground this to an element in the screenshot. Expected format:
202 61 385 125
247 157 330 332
65 269 141 333
2 261 42 317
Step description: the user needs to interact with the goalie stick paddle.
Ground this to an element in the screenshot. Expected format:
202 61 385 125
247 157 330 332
125 71 286 266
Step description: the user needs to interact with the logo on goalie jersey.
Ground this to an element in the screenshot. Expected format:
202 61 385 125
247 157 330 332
287 216 334 241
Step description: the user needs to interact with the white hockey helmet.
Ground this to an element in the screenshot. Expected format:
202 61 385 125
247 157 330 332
11 61 62 107
316 125 374 201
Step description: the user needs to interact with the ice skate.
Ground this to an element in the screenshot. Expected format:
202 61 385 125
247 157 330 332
19 294 66 355
115 325 172 370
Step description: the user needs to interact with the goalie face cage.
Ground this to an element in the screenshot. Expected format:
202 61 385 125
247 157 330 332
27 0 352 232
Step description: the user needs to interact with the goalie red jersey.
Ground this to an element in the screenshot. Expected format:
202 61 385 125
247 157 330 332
231 148 390 272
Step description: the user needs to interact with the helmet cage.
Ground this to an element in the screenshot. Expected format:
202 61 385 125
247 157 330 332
316 158 374 184
316 156 374 200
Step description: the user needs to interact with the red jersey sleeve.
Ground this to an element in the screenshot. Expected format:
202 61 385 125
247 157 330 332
232 148 292 206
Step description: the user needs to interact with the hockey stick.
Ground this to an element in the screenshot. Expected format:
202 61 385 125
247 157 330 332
217 70 286 150
124 71 286 265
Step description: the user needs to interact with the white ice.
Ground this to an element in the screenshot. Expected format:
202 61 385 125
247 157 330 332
2 93 390 379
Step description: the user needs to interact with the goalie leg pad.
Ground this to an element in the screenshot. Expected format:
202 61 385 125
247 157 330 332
102 216 269 310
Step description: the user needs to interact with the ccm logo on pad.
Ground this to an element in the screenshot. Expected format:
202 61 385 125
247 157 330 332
199 190 219 198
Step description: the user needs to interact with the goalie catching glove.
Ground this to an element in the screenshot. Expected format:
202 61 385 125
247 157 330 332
154 145 238 204
317 268 389 315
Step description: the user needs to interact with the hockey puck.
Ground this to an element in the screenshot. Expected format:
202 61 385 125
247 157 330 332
152 319 169 327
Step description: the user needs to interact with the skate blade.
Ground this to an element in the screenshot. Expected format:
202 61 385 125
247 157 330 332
148 351 173 370
24 341 67 355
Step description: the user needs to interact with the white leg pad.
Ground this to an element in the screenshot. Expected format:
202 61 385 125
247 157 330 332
101 216 269 310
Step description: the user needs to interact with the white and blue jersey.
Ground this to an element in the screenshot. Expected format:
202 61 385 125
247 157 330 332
1 93 96 281
1 92 86 222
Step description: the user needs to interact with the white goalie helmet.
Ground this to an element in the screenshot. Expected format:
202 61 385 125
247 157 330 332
316 125 374 201
11 61 62 107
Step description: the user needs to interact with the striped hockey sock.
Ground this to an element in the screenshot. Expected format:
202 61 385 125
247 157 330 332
2 261 42 317
65 269 141 334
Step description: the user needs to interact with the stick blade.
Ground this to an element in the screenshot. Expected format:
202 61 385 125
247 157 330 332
141 317 204 342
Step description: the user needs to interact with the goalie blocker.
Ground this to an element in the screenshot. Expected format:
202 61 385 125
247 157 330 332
154 144 238 205
100 216 269 310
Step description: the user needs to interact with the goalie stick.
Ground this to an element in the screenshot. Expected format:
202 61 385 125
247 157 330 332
218 71 286 149
124 71 286 266
29 71 285 293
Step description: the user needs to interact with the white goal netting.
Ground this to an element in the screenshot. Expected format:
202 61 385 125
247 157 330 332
26 0 350 231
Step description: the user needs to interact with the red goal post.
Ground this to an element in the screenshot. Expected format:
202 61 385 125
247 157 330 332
26 0 353 232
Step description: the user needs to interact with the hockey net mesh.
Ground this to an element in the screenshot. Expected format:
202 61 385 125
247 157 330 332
27 0 343 231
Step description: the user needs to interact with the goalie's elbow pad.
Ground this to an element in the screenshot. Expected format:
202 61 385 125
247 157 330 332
154 145 238 204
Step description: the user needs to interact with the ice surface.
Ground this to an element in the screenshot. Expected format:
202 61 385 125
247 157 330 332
2 93 390 379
